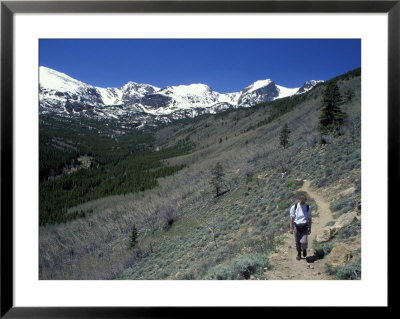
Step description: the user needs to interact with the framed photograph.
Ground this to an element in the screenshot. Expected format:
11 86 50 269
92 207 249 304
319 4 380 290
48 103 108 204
1 0 395 316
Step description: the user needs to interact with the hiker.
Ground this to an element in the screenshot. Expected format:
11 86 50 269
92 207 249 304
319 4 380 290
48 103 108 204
281 171 287 179
289 194 312 260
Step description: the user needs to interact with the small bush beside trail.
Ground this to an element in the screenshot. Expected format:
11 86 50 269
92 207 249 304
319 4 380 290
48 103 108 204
205 253 270 280
313 240 334 259
330 197 356 215
326 257 361 280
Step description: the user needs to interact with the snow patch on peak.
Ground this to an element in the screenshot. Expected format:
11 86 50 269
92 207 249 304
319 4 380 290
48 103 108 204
306 80 324 86
275 85 300 100
296 79 324 94
218 92 241 105
244 79 273 94
123 81 139 87
160 83 212 95
97 87 124 105
39 66 89 93
123 81 159 91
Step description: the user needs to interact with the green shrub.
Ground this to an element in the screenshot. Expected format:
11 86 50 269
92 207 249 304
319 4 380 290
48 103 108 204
129 224 138 249
316 178 328 187
326 257 361 280
313 240 334 259
244 166 254 184
336 219 360 239
324 168 332 177
285 180 294 188
177 269 196 280
330 197 356 213
205 253 270 280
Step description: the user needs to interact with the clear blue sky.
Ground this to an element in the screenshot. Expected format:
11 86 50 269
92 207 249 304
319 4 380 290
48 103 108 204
39 39 360 93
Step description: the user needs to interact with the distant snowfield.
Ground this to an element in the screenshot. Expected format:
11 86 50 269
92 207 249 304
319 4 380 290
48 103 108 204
40 67 87 93
96 87 123 106
244 79 273 93
39 66 323 120
276 85 301 99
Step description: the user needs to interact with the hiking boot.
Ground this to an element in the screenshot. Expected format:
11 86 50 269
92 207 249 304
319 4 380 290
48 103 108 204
296 252 301 261
303 249 307 258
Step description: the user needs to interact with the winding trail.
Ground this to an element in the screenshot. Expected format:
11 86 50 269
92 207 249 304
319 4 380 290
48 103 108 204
265 180 334 280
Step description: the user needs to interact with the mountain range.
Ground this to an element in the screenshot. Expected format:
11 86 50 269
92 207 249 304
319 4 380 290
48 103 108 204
39 66 323 128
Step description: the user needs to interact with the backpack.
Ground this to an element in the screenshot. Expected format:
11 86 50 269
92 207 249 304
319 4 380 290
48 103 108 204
294 203 309 212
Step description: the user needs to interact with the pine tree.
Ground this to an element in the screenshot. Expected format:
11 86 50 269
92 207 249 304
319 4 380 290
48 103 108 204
318 81 346 135
210 162 225 197
129 224 138 249
279 123 291 149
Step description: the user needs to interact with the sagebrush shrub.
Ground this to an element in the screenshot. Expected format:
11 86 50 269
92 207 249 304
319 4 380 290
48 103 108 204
156 204 176 228
205 253 270 280
326 257 361 280
330 197 356 213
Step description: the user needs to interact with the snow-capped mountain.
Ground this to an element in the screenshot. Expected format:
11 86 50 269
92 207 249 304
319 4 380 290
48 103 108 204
39 66 323 126
296 80 324 94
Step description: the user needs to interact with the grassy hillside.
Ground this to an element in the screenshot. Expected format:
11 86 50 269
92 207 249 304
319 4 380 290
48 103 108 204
39 68 361 280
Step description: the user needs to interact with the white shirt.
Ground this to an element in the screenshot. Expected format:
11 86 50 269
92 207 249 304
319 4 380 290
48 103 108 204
290 203 312 225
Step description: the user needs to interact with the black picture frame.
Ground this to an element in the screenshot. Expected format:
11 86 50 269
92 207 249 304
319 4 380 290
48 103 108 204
1 0 396 317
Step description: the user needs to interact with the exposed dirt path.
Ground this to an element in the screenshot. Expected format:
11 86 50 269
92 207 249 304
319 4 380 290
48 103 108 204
265 180 334 280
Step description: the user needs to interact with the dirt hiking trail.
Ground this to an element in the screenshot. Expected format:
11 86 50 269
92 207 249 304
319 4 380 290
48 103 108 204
265 180 334 280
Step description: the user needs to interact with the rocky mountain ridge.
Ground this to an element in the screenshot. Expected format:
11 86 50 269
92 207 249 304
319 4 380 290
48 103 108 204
39 66 323 127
